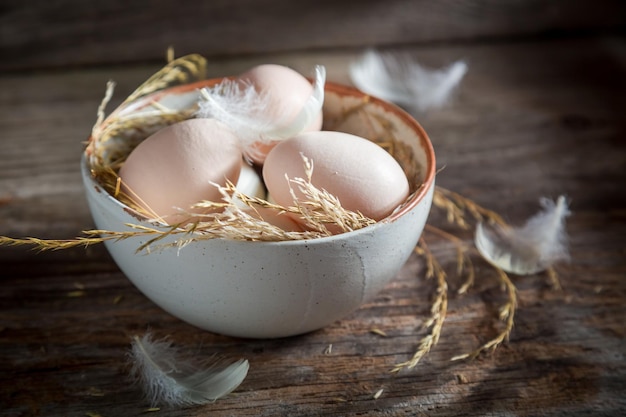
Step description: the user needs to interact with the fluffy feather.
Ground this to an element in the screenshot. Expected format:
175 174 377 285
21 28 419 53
475 196 571 275
129 333 249 407
349 49 467 112
196 65 326 161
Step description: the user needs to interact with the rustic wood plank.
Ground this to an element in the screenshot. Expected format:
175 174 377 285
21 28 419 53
1 35 625 416
1 0 625 71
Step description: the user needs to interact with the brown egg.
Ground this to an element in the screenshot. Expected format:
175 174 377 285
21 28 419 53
263 131 410 225
119 118 242 225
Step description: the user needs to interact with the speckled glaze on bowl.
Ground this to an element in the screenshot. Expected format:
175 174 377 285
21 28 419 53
82 79 436 338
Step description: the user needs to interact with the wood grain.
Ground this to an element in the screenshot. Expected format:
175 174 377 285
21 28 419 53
1 0 625 71
1 35 625 416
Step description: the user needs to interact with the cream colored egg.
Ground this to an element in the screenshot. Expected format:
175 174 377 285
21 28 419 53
119 118 242 225
263 131 410 224
233 161 267 208
237 64 323 164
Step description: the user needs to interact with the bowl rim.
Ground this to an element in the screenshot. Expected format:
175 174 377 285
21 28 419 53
86 77 436 233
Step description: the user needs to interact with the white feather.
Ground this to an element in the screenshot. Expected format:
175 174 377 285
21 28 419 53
129 333 249 407
475 196 571 275
349 49 467 112
196 65 326 161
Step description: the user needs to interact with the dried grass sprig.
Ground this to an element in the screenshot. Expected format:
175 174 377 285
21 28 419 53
285 155 377 234
188 156 375 239
88 104 194 176
88 54 208 179
185 180 328 243
0 234 113 252
427 187 520 363
123 54 207 105
423 224 475 294
93 80 116 134
450 267 517 361
0 226 181 253
433 187 506 229
0 155 378 253
391 238 448 373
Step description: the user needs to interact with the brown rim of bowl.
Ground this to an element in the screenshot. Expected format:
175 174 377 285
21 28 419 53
93 78 436 224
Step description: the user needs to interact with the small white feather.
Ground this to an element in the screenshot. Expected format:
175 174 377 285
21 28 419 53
475 196 571 275
349 50 467 112
129 333 249 407
196 65 326 161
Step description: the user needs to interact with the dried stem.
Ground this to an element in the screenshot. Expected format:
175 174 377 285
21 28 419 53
424 188 521 363
0 159 378 253
0 235 111 251
123 54 207 105
451 267 517 361
423 224 475 294
391 239 448 373
0 226 178 253
285 155 376 234
434 187 507 228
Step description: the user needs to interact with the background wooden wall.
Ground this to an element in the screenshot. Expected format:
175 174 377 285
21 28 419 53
1 0 625 72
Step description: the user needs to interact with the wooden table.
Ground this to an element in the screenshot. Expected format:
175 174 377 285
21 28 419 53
1 33 625 416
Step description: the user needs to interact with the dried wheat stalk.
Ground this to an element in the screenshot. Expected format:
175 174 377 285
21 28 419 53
391 238 448 373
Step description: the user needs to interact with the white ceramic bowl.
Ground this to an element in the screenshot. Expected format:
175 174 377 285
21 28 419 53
82 79 436 338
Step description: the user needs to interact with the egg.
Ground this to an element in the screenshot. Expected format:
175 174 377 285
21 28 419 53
118 118 242 225
237 64 323 164
233 161 267 208
234 163 302 231
263 131 410 226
